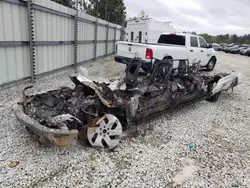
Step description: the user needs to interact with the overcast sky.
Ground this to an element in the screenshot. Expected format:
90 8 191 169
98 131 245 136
124 0 250 36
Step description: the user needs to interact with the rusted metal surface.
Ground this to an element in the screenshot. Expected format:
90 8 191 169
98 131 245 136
76 75 112 107
14 105 78 147
22 86 33 108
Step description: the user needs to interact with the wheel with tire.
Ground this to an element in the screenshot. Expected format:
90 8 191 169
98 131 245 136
206 58 216 71
207 92 221 102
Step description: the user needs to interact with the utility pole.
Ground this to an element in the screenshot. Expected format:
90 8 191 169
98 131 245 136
96 3 99 17
105 0 108 20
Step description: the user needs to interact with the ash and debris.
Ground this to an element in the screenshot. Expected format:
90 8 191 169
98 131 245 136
1 54 250 187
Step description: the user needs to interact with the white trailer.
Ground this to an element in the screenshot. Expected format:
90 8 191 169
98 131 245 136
125 17 175 43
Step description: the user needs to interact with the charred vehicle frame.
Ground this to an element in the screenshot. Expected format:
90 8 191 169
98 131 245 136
14 57 239 149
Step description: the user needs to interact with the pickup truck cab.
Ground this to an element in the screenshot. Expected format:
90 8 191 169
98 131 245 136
115 33 217 71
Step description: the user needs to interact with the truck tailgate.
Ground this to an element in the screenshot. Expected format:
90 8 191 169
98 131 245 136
117 41 147 59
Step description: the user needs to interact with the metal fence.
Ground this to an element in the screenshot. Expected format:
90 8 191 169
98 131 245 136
0 0 122 86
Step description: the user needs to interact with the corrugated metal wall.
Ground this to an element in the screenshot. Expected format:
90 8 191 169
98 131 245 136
78 12 96 63
33 0 75 75
0 0 123 86
0 1 31 84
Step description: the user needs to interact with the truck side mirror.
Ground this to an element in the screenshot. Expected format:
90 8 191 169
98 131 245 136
207 44 212 48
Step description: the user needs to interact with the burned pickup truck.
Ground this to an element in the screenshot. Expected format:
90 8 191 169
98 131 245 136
14 58 239 149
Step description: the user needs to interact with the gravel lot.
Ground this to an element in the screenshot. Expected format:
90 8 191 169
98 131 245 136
1 53 250 188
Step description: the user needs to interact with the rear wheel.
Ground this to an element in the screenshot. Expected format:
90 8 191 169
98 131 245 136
206 58 216 71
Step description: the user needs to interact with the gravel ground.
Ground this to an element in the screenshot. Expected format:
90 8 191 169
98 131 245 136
1 53 250 188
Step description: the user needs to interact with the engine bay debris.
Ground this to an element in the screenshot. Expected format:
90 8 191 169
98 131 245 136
14 57 239 149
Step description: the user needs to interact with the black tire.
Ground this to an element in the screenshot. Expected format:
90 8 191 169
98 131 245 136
206 58 216 71
207 92 221 102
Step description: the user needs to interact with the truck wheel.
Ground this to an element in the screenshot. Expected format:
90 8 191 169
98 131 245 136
207 92 221 102
87 114 122 150
206 58 216 71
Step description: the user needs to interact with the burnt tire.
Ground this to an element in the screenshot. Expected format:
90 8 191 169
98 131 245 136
207 92 221 102
206 58 216 71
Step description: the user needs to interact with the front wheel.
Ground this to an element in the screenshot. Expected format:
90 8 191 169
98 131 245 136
206 58 216 71
87 114 123 150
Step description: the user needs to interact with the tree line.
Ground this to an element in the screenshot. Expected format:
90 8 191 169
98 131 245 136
188 32 250 45
51 0 126 26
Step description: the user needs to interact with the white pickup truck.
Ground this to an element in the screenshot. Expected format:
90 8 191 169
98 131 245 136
115 32 217 72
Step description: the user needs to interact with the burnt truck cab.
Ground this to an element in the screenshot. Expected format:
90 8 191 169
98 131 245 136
14 57 238 149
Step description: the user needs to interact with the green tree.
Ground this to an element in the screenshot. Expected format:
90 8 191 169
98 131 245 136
83 0 127 26
51 0 74 8
199 33 250 45
231 34 238 44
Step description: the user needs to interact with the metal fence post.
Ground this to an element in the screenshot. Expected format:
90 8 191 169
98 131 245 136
105 22 109 56
74 12 78 72
94 18 98 61
27 0 36 82
114 26 117 53
94 5 98 61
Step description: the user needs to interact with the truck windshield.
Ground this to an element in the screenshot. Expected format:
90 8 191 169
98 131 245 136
157 34 186 46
